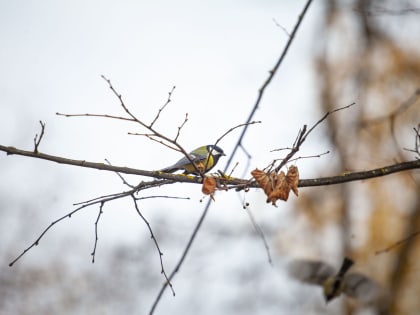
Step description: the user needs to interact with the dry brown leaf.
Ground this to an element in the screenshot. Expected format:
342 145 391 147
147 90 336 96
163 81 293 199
252 166 300 206
251 168 276 197
202 177 217 195
268 171 290 205
286 165 299 197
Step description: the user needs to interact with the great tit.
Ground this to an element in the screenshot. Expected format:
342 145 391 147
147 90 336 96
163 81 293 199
288 257 381 304
159 145 225 175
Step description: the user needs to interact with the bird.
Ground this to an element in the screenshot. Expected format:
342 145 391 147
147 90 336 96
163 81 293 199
322 257 354 302
288 257 381 304
159 145 226 175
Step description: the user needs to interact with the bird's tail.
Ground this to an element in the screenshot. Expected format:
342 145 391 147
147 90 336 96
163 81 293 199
159 167 177 173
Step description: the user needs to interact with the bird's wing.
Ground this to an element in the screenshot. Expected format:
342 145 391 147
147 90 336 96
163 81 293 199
288 259 336 285
343 272 381 304
162 153 205 171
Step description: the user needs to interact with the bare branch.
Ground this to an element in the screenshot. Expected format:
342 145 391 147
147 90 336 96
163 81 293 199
98 76 203 176
297 160 420 187
272 18 290 37
204 120 261 173
33 120 46 153
8 187 137 267
375 230 420 255
245 206 272 265
360 88 420 126
131 195 175 296
104 158 137 189
1 144 419 189
354 6 420 16
135 195 190 201
174 113 188 142
91 202 104 263
149 86 176 128
7 175 184 267
223 0 314 175
0 144 196 183
149 1 315 313
6 147 420 268
56 112 136 122
404 124 420 158
101 75 145 125
127 133 181 152
149 198 212 315
281 150 330 163
99 75 188 156
273 103 355 173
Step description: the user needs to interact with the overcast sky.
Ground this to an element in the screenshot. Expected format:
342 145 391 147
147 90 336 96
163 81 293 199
0 1 333 314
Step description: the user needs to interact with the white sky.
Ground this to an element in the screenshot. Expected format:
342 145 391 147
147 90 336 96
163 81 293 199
0 1 334 314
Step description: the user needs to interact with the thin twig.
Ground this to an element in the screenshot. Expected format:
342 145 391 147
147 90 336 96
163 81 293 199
61 76 202 177
149 198 212 314
131 195 175 296
375 230 420 255
281 150 330 163
105 158 136 188
245 207 273 265
8 188 137 267
56 112 136 123
73 190 138 206
149 86 176 128
91 202 104 263
134 195 190 201
174 113 188 142
6 159 420 266
223 0 314 172
360 88 420 126
104 77 200 174
204 121 261 172
355 6 420 16
8 175 187 267
101 75 145 125
404 124 420 158
33 120 46 153
272 18 291 37
100 76 195 169
128 133 181 152
274 103 355 173
148 1 314 313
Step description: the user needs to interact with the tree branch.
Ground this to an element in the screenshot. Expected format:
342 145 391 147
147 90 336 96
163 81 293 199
0 144 194 182
2 144 419 189
33 120 46 153
148 0 314 313
297 160 420 187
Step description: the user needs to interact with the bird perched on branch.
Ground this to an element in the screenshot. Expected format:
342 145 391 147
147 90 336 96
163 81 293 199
288 257 381 304
159 145 225 175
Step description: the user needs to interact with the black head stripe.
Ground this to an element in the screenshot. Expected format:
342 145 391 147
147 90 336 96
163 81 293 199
207 145 224 156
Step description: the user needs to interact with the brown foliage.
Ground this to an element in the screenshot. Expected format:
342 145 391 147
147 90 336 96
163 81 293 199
251 166 299 206
202 177 217 196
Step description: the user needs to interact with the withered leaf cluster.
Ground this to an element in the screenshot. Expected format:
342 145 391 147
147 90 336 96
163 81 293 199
251 165 299 206
202 177 217 196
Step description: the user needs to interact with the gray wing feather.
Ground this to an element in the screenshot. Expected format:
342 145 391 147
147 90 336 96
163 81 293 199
288 259 336 285
161 153 206 171
343 273 381 303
